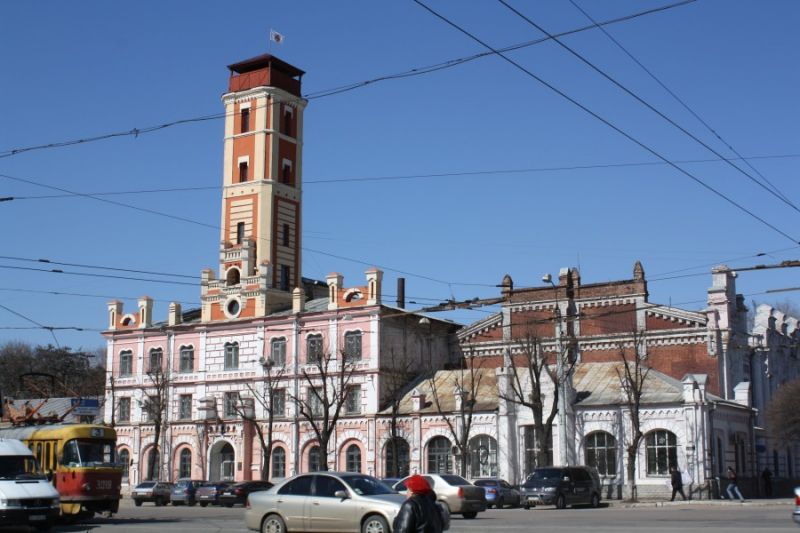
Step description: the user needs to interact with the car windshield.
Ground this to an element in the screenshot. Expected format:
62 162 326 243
345 475 396 496
61 439 116 467
136 482 156 489
0 455 45 480
439 475 472 486
473 480 497 487
525 469 564 485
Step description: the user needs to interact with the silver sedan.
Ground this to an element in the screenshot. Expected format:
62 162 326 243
245 472 405 533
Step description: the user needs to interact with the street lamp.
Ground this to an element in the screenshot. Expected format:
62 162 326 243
543 273 569 467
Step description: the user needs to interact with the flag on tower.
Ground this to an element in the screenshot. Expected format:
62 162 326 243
270 30 285 44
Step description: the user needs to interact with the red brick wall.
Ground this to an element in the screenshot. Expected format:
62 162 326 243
646 314 691 331
510 310 554 338
579 304 637 335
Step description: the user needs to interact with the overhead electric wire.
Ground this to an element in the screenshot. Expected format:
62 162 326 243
568 0 795 208
0 0 694 161
0 303 61 346
0 255 196 279
412 0 799 245
497 0 800 214
0 287 199 306
0 263 198 287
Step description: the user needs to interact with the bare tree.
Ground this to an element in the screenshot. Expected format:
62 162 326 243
233 361 286 479
290 346 357 471
383 348 416 477
428 352 485 477
140 360 171 481
498 324 575 470
766 377 800 443
616 330 650 502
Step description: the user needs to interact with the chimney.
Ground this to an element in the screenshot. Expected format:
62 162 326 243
137 296 153 329
733 381 751 406
366 268 382 305
293 287 304 314
326 272 343 310
168 302 182 326
411 388 426 412
200 268 214 297
397 278 406 309
107 301 122 330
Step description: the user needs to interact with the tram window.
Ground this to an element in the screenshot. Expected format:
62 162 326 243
45 443 51 471
36 443 42 467
62 440 80 466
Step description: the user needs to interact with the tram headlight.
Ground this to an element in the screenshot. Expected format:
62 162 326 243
82 483 92 492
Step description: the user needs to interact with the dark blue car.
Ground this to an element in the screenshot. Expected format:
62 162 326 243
473 478 521 509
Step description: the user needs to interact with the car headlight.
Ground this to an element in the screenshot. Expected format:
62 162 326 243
542 487 557 493
51 498 61 508
2 499 23 508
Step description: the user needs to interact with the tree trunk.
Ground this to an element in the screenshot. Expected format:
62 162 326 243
626 446 637 501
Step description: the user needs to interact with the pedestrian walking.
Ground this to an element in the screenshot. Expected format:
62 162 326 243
393 474 445 533
762 468 773 498
725 467 745 501
670 466 686 501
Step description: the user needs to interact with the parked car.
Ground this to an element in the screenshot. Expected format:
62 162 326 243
473 478 521 509
131 481 173 506
521 466 601 509
196 482 232 507
171 479 206 506
245 472 404 533
381 477 402 490
394 474 486 519
220 481 273 507
793 486 800 525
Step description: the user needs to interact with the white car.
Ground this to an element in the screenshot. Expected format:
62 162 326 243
0 439 60 532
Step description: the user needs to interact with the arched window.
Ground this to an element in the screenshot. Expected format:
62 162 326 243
469 435 498 478
146 448 160 480
306 334 323 365
179 346 194 373
119 350 133 376
345 444 362 473
344 331 362 362
224 342 239 370
118 449 130 483
308 445 322 472
585 431 617 477
179 449 192 479
645 430 678 476
226 268 241 286
523 426 553 476
427 436 452 474
271 447 286 479
148 348 163 372
385 438 410 478
270 337 287 366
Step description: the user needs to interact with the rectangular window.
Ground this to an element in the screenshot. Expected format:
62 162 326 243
179 346 194 373
283 110 292 136
282 223 290 247
239 162 249 182
345 386 361 415
224 342 239 370
270 338 286 366
272 389 286 418
309 388 323 416
224 392 239 418
118 397 131 422
282 162 291 183
179 394 192 420
344 331 362 363
241 108 250 133
143 396 157 422
119 351 133 376
306 334 323 365
236 222 245 245
280 264 290 291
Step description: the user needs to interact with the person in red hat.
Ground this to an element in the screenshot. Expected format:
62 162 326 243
392 474 445 533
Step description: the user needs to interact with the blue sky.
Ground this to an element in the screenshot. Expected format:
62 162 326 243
1 0 799 351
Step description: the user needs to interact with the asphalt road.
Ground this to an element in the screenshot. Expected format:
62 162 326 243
1 500 796 533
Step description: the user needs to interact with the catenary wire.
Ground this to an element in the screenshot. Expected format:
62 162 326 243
0 255 196 279
0 303 61 346
568 0 795 208
497 0 800 214
412 0 799 245
0 0 695 160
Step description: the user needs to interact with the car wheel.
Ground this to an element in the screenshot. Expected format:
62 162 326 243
172 501 181 506
362 514 389 533
134 499 142 507
34 521 53 532
590 493 600 508
199 502 208 507
556 494 566 510
462 512 478 519
224 503 234 508
189 501 197 507
524 502 531 510
497 497 504 509
261 513 286 533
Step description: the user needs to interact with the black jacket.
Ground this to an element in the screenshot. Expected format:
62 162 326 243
392 493 444 533
670 470 682 487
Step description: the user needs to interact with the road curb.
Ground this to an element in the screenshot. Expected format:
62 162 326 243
608 498 793 509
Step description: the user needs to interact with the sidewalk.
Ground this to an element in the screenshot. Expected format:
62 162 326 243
608 497 794 508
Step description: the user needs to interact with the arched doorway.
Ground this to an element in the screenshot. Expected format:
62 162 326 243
209 441 235 481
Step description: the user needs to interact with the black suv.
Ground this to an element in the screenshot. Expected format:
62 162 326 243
521 466 601 509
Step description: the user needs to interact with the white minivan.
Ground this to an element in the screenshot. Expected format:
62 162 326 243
0 438 61 531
